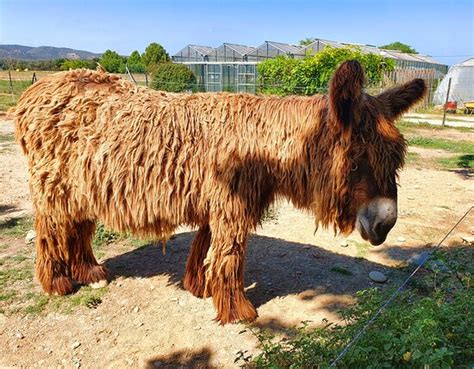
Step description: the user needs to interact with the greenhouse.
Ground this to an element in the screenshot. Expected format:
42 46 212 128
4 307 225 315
172 38 448 93
433 57 474 106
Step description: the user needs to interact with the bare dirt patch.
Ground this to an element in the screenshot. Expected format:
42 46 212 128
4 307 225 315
1 118 472 368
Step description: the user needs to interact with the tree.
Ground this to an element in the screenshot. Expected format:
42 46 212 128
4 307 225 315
127 50 145 73
60 59 95 71
142 42 170 72
99 49 126 73
379 41 418 54
151 63 196 92
257 46 395 96
299 37 315 46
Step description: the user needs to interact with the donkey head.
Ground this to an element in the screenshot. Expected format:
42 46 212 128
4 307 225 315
328 60 426 245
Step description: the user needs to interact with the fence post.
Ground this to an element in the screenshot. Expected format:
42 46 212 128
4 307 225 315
8 70 15 101
442 77 452 127
125 66 137 85
145 73 148 87
31 72 37 84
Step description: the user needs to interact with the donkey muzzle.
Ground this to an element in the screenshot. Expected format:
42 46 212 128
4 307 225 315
356 197 397 246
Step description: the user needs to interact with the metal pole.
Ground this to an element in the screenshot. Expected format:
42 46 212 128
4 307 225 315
442 77 452 127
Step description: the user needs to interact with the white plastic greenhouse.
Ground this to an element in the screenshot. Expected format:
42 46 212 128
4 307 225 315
433 57 474 106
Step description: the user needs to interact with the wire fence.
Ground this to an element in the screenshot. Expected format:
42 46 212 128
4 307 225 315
0 68 454 113
328 206 473 368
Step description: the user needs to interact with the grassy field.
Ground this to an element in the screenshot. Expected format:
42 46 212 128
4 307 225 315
0 70 151 111
398 120 474 172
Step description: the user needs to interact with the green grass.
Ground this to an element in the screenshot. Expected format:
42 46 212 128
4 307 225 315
407 136 474 153
0 216 34 238
405 152 421 165
0 79 32 111
436 155 474 172
398 120 474 133
0 133 14 142
0 250 109 315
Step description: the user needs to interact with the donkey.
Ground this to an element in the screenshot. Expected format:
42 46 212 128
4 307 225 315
14 60 425 323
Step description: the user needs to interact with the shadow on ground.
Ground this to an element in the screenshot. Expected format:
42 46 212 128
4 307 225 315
144 348 215 369
104 231 430 309
0 204 18 217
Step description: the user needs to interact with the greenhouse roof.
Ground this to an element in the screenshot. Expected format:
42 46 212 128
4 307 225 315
173 38 446 67
188 44 214 56
219 43 256 56
263 41 305 55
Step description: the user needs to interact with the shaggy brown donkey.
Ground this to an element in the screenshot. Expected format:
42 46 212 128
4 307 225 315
14 60 426 324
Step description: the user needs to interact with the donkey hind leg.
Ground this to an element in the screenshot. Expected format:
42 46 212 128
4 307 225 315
69 220 108 286
205 223 257 324
34 214 74 295
183 224 211 298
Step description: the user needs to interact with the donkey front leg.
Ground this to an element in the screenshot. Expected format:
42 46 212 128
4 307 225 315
205 219 257 324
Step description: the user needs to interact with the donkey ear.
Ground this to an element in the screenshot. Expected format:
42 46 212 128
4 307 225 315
329 60 366 129
377 79 427 120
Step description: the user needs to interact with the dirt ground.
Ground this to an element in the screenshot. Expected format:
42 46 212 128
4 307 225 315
0 116 473 368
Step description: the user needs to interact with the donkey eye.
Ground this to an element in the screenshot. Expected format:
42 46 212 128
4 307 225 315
351 163 358 172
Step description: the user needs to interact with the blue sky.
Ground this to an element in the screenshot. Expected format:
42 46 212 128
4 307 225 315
0 0 473 66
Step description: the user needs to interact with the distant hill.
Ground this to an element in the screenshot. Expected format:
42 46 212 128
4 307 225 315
0 44 101 60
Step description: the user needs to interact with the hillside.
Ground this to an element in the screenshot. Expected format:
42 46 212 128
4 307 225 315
0 44 101 60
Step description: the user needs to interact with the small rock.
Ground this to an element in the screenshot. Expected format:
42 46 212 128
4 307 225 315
409 251 431 267
72 357 81 368
413 185 420 189
340 239 349 247
170 297 178 302
133 306 139 313
193 326 201 330
90 280 108 289
397 236 406 242
25 230 36 244
15 331 24 339
369 271 387 283
461 236 474 245
0 313 6 327
136 322 144 327
407 196 415 200
71 341 81 350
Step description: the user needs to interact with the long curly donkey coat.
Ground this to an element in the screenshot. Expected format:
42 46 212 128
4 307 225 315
14 60 426 323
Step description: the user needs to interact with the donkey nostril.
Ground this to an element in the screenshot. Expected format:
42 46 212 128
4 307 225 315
373 221 383 234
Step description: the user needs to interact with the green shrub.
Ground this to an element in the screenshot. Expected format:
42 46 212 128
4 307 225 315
257 46 395 96
151 63 197 93
60 59 96 71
